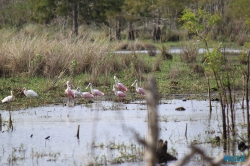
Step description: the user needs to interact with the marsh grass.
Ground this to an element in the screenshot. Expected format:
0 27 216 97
91 141 145 165
115 40 156 51
0 25 111 78
0 24 246 108
179 40 199 63
31 150 60 158
159 115 168 122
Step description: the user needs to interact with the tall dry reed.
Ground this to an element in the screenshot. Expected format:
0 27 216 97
0 24 155 86
0 25 112 78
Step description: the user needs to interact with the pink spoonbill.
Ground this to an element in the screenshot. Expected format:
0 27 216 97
114 76 127 92
81 92 94 99
85 83 104 98
75 87 94 99
112 85 126 102
65 81 75 103
2 91 14 103
131 79 145 100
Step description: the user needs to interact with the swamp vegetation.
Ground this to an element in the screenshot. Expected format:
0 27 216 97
0 25 250 165
1 2 250 165
0 24 247 109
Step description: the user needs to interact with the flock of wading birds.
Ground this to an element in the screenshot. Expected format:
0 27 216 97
1 76 177 163
1 76 146 104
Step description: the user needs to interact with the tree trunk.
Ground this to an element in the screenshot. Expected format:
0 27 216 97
156 17 161 41
214 71 227 139
116 18 121 40
221 101 227 139
145 76 159 166
108 19 112 41
207 75 212 112
227 76 235 135
242 75 245 109
156 26 161 41
72 1 78 36
246 51 250 139
0 114 2 132
128 22 134 40
152 18 161 42
152 23 157 41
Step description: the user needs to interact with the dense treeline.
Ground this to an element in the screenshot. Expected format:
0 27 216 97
0 0 249 43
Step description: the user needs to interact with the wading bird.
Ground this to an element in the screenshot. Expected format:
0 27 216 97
23 88 38 98
75 87 94 99
71 86 82 97
73 87 94 99
81 92 94 99
131 79 145 100
112 85 126 102
65 81 75 103
23 87 38 102
114 76 127 92
86 83 104 98
2 91 14 103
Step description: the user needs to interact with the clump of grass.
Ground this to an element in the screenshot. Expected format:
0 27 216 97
92 141 105 148
116 42 128 50
115 40 157 57
190 63 205 75
128 41 144 50
159 115 168 122
128 54 152 79
152 56 162 72
133 55 151 73
120 54 133 68
115 40 144 51
238 52 248 65
163 29 181 42
144 43 157 56
89 141 145 165
180 40 199 63
168 65 186 80
160 44 172 60
238 33 248 46
147 49 156 56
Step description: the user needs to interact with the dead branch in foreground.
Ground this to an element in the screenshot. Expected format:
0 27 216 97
145 76 159 166
170 145 224 166
144 76 224 166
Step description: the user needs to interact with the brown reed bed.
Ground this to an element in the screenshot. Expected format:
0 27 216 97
0 25 154 82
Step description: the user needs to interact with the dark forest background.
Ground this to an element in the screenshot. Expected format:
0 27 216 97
0 0 249 45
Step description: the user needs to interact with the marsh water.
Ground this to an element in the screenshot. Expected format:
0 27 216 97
115 48 242 54
0 98 247 166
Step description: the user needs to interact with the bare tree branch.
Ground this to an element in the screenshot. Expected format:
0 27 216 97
145 76 159 166
170 145 223 166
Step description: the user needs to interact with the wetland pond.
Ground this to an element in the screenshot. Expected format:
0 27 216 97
0 98 247 166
